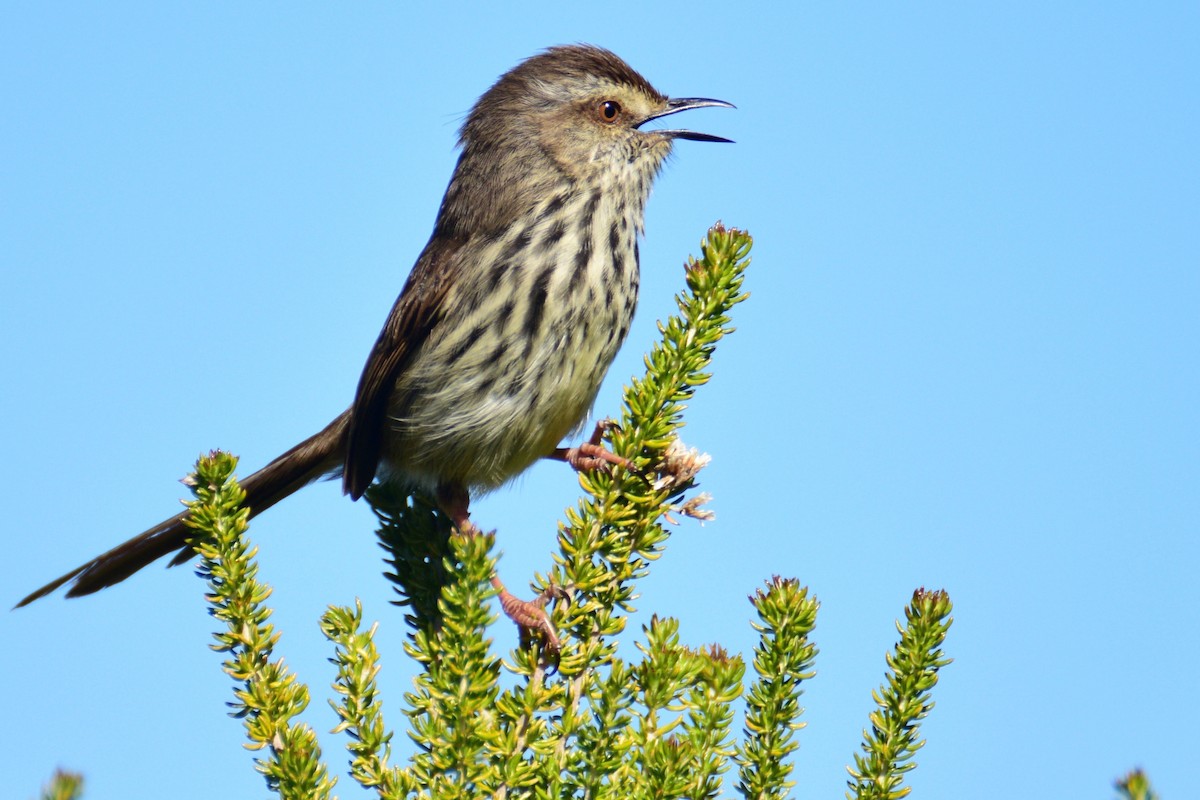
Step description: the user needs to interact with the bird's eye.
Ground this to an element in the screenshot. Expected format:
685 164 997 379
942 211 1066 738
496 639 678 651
597 100 621 122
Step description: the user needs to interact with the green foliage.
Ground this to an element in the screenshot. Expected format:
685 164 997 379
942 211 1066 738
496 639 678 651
123 225 973 798
27 220 1166 800
184 452 335 799
738 577 819 800
846 589 954 800
37 770 83 800
1115 769 1159 800
328 223 760 799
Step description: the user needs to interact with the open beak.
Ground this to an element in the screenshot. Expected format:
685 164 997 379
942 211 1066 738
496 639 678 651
640 97 735 143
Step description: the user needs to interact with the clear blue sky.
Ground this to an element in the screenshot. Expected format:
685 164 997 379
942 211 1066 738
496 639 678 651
4 4 1196 798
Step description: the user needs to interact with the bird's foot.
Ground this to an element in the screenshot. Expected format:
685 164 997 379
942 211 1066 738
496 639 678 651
436 483 563 662
492 576 564 660
551 420 636 474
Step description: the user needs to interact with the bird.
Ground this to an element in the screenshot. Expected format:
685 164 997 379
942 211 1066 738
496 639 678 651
17 45 732 623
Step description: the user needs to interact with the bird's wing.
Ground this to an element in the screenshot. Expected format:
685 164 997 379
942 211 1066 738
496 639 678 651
342 236 465 499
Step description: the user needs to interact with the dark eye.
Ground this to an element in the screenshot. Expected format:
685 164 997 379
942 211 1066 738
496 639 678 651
598 100 621 122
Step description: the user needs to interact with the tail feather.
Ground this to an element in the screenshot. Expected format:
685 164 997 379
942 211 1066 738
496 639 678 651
15 412 350 608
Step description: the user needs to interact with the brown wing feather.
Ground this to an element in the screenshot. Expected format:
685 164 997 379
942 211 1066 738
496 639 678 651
342 236 465 499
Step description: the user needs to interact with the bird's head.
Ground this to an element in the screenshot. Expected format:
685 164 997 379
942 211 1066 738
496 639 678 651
439 45 732 237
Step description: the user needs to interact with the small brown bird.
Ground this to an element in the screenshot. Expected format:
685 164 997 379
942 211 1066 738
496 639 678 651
18 45 732 617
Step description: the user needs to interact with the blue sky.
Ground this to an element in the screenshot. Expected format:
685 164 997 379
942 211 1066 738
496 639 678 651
3 4 1197 798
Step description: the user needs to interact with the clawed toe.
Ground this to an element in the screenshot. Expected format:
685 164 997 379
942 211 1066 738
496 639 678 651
493 576 562 660
550 420 637 475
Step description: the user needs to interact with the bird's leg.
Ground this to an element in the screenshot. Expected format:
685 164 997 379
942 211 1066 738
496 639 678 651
435 483 561 654
549 419 636 474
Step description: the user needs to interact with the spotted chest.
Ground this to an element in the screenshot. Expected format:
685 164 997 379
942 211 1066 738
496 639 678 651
382 181 645 490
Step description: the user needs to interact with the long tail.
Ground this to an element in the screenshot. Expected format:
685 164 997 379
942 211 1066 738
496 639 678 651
15 412 351 608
